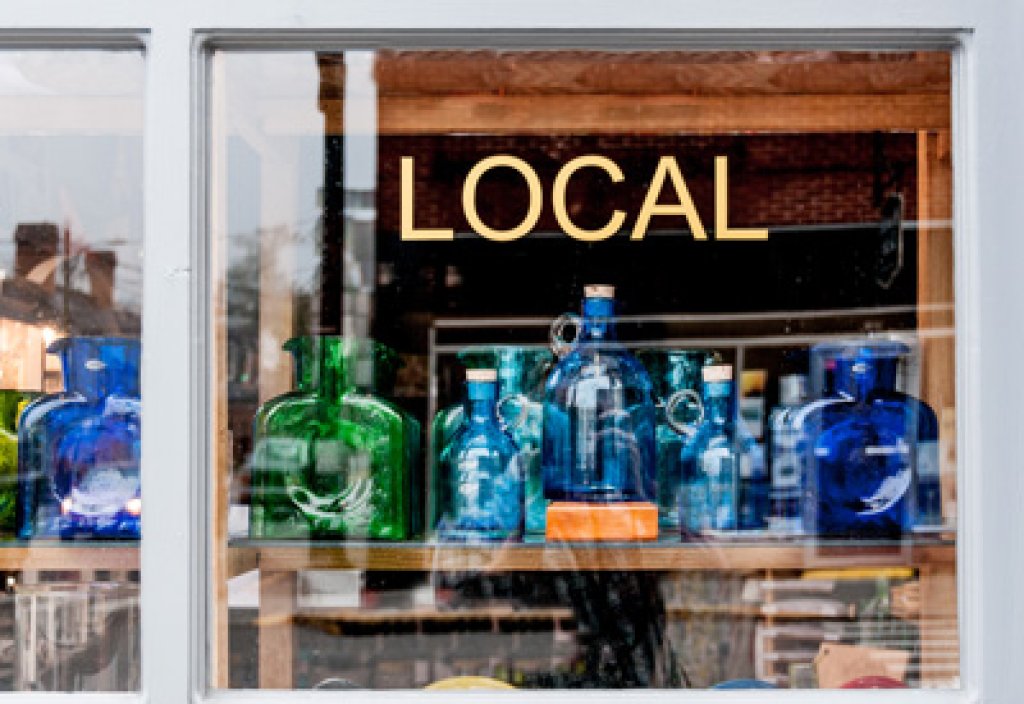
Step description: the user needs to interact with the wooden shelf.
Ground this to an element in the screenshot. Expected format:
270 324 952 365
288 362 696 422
229 537 954 577
0 541 138 571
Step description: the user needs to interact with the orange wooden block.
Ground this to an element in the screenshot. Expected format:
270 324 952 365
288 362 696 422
545 502 658 542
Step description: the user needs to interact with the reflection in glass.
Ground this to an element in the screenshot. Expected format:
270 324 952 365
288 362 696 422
0 48 143 692
212 49 958 691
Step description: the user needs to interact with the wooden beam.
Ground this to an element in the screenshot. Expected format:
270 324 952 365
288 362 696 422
370 51 951 98
314 92 951 136
916 129 956 524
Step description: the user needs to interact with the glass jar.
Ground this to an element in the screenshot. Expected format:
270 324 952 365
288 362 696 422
541 285 656 503
638 349 706 529
767 373 809 533
249 336 419 540
18 337 142 539
431 347 551 536
679 364 762 535
801 340 937 538
436 369 523 541
0 390 36 537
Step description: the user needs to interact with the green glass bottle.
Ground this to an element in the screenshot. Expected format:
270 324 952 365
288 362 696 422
0 390 35 537
249 336 419 540
430 347 551 536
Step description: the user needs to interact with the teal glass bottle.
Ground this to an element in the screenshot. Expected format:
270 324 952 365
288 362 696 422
430 347 550 536
18 337 142 539
638 350 706 529
437 369 523 541
679 364 760 535
249 336 419 540
541 285 657 503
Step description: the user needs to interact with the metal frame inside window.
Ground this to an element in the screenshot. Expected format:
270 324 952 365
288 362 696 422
0 1 1016 703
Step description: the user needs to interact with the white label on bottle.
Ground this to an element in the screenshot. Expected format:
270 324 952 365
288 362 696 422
917 441 939 478
702 447 730 478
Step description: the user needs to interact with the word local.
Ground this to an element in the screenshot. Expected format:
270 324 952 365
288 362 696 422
400 154 768 242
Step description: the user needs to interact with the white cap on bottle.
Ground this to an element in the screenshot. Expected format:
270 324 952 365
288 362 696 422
779 374 808 405
702 364 732 383
584 284 615 299
465 368 497 382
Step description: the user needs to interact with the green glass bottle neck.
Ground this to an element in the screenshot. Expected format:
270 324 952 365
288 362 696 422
285 337 388 399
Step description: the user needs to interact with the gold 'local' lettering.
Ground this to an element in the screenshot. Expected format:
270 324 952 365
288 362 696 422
553 155 626 242
400 156 454 241
714 156 768 241
463 155 542 242
399 154 768 242
630 156 707 241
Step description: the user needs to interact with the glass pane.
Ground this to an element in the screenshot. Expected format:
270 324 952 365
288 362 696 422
209 48 957 691
0 49 143 691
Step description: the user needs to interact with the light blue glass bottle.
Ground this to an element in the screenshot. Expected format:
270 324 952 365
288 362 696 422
799 340 935 538
679 364 759 535
768 374 808 533
437 369 523 541
541 285 656 503
431 347 551 536
638 350 706 529
18 337 141 540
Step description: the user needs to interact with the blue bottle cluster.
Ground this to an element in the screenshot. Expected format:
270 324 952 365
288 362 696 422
17 337 141 540
436 369 523 541
541 285 657 503
424 293 942 543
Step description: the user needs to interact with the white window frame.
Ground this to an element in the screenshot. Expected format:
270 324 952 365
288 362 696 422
0 1 1017 703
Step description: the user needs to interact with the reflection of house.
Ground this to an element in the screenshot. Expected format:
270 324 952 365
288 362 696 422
0 222 140 391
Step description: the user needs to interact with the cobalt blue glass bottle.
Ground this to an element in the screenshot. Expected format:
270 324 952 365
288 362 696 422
799 340 935 538
18 336 141 540
437 369 523 541
679 364 760 535
541 285 656 503
767 374 808 533
638 349 706 529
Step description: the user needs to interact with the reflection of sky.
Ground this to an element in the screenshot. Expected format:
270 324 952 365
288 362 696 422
0 50 143 311
221 52 325 292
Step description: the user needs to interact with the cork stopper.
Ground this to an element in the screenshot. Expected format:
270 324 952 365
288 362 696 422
702 364 732 383
465 368 497 382
583 284 615 299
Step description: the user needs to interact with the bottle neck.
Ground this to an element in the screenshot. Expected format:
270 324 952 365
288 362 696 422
466 380 499 424
835 357 899 400
703 380 733 422
286 337 397 400
55 338 141 399
580 296 617 342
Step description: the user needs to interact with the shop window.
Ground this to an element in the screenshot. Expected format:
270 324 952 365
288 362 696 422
0 48 144 691
208 48 957 691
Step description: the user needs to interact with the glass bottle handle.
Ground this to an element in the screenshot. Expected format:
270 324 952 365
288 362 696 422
665 389 704 438
549 313 581 358
496 393 529 430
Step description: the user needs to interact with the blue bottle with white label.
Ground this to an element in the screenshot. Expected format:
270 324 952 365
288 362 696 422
679 364 760 535
768 374 808 533
438 369 523 541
